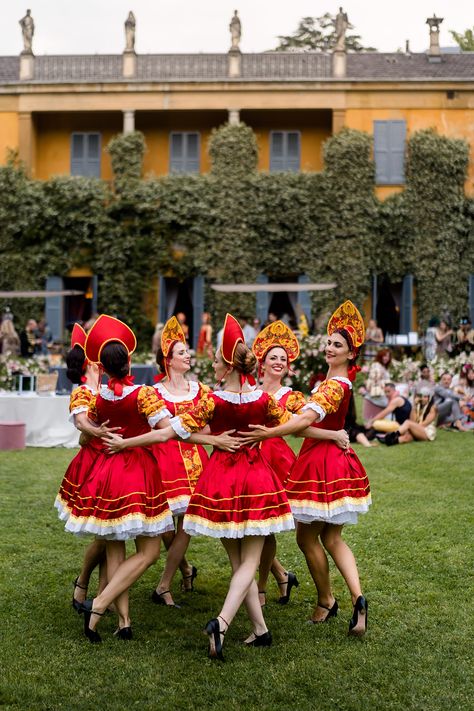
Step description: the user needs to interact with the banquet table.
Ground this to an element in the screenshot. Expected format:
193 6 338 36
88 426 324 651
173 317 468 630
0 392 79 448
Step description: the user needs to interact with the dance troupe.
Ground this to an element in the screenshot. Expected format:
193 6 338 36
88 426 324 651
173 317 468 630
54 300 371 660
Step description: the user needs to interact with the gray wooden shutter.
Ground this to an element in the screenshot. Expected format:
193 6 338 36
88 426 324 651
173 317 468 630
270 132 285 171
296 274 311 323
71 134 85 176
71 133 101 177
469 274 474 325
192 275 205 350
185 133 200 173
286 132 301 172
256 273 269 325
170 133 184 173
374 122 390 184
270 132 300 172
45 276 64 341
400 274 413 333
170 133 200 173
389 121 406 184
158 276 167 324
91 275 98 315
374 121 406 185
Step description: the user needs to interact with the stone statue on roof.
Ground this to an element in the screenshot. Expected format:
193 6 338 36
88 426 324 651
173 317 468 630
125 11 136 52
334 7 349 52
19 9 34 54
229 10 241 50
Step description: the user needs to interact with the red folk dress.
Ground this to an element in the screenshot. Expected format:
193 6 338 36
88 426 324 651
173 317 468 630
286 377 371 525
54 385 103 521
259 386 306 485
170 389 295 539
152 380 210 515
65 384 174 540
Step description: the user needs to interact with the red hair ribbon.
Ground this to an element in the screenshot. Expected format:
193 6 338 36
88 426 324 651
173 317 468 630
107 374 135 396
80 375 87 384
347 364 361 382
154 373 166 383
240 373 256 387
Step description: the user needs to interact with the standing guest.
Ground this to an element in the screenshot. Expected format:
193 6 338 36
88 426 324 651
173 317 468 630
65 315 175 642
37 318 53 356
414 363 435 395
435 319 453 358
196 312 213 358
363 318 384 363
241 301 371 636
455 316 474 354
240 315 257 347
54 324 112 611
384 388 438 446
19 318 39 357
151 322 164 356
176 312 189 342
433 372 468 431
105 315 294 659
0 317 20 355
424 317 438 362
151 316 211 606
366 382 412 433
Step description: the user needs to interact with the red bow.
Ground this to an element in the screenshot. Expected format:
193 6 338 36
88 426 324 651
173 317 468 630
107 374 135 396
347 365 361 382
240 373 256 387
154 374 166 383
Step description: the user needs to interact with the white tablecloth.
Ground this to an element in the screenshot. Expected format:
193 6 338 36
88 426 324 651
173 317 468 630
0 393 79 448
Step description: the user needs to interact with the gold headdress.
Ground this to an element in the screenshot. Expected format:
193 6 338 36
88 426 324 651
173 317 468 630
161 316 186 358
252 320 300 363
327 300 365 349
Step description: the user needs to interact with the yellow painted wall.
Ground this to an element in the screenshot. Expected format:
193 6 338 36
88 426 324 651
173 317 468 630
35 112 122 180
0 112 19 164
345 108 474 197
241 109 332 172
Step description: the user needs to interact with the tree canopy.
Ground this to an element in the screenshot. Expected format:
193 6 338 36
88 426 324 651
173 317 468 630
273 14 376 52
449 27 474 51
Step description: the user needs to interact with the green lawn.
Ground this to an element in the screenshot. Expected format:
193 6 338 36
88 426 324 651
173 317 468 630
1 433 473 711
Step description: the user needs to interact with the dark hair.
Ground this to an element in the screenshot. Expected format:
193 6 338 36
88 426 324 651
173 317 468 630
100 342 129 379
66 345 86 384
156 346 166 374
233 341 257 374
385 382 396 389
419 363 429 371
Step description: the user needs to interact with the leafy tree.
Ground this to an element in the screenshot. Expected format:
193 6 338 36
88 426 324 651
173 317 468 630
450 27 474 51
274 14 376 52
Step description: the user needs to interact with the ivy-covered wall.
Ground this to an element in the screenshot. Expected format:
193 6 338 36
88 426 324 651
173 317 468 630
0 125 473 344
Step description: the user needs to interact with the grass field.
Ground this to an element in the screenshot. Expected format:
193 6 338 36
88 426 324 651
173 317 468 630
1 433 473 711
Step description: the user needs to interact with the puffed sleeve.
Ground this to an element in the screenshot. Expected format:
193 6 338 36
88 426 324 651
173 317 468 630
266 394 291 427
69 386 93 423
87 394 99 423
285 390 306 414
137 385 171 428
169 393 216 440
303 379 345 423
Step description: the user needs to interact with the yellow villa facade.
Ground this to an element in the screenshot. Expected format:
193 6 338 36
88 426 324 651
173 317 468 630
1 12 474 342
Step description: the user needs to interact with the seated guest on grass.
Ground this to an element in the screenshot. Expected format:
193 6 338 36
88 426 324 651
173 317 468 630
383 388 437 446
366 382 412 433
433 372 468 432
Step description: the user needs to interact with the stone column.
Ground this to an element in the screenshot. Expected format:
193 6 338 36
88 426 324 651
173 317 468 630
123 110 135 134
332 109 346 133
332 50 346 78
18 112 35 176
426 15 443 60
20 52 34 80
123 50 137 78
228 109 240 125
228 48 241 78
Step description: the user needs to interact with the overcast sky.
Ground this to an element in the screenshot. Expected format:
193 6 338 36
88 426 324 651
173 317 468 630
1 1 471 56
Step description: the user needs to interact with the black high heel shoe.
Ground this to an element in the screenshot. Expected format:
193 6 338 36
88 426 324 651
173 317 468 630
309 599 338 624
277 571 299 605
72 577 88 614
80 599 105 644
204 615 227 661
114 626 133 641
151 590 181 608
244 630 273 647
181 565 198 593
348 595 368 637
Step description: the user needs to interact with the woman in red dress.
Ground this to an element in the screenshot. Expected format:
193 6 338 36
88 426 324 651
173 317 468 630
105 314 294 659
241 302 371 636
54 323 112 611
65 315 175 642
151 316 210 606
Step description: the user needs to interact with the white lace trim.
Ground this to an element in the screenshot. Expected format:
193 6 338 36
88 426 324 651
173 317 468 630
68 405 89 424
99 384 141 402
64 512 175 540
302 402 326 422
170 415 191 440
183 514 295 539
311 376 352 394
148 407 171 428
213 389 263 404
274 386 292 402
154 380 200 403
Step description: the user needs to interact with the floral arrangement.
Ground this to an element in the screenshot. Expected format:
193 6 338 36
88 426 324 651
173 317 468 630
0 356 50 391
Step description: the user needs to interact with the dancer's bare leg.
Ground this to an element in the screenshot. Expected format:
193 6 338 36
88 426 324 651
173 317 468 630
320 524 362 603
155 517 192 604
102 540 129 628
74 539 106 604
296 521 336 621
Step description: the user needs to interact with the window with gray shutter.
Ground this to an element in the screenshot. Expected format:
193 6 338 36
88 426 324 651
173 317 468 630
270 131 301 172
373 120 406 185
70 133 101 177
169 132 200 173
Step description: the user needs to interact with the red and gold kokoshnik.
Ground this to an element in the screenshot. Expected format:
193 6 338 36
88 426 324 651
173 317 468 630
252 320 300 363
161 316 186 358
327 300 365 349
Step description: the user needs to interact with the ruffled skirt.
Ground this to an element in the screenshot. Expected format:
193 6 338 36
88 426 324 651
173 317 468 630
183 447 294 539
259 437 296 486
65 447 174 540
152 440 208 516
54 439 103 521
286 439 371 525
